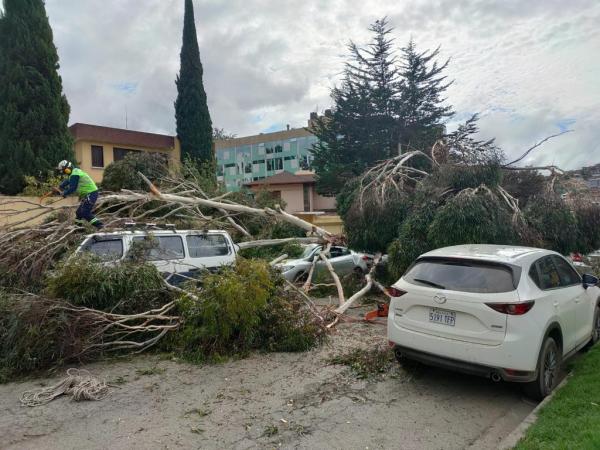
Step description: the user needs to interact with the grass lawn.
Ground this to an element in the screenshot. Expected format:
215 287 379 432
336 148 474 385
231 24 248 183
515 344 600 449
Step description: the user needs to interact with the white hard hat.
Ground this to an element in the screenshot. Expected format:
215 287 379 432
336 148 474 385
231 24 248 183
57 160 72 171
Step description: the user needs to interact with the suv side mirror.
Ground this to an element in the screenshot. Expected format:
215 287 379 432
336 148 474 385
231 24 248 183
582 273 599 288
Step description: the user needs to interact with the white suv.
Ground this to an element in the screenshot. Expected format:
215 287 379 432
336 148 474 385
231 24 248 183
387 244 600 399
76 229 237 282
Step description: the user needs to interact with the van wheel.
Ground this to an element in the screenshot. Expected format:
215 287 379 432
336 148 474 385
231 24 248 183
524 337 560 401
585 306 600 349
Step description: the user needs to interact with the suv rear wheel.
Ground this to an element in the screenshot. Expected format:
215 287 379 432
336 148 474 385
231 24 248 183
524 336 560 401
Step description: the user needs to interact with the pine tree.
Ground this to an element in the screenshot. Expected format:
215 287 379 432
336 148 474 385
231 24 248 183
175 0 213 164
397 40 453 153
310 18 453 194
0 0 74 195
311 18 399 194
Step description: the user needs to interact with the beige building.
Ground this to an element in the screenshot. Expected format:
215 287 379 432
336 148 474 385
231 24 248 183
245 170 343 234
69 123 181 183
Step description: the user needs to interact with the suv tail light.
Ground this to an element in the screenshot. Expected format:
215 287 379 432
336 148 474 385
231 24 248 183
485 301 535 315
387 287 406 298
571 253 583 262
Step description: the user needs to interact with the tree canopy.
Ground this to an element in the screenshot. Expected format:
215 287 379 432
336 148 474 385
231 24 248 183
0 0 74 195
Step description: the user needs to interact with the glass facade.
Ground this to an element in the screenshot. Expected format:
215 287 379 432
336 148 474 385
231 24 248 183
215 133 318 191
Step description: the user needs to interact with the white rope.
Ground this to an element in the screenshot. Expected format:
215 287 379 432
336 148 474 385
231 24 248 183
20 368 109 407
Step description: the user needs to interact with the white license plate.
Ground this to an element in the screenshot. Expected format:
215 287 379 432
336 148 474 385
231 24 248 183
429 308 456 326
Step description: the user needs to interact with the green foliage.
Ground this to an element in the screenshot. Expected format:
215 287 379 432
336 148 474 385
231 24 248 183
573 203 600 254
524 196 578 255
102 152 169 191
387 202 437 278
0 0 74 194
310 19 453 194
46 255 171 314
501 169 546 206
329 346 395 379
239 241 304 261
0 291 77 382
340 187 410 253
170 258 323 361
21 172 65 196
175 0 213 164
432 164 502 192
428 189 516 248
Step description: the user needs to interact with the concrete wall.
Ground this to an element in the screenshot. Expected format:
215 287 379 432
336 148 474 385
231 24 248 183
313 192 336 211
0 196 78 228
74 138 181 183
295 212 344 235
274 184 305 212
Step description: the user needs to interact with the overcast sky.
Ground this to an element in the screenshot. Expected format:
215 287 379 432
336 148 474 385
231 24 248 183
40 0 600 169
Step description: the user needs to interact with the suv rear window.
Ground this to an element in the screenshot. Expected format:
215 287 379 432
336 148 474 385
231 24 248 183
404 258 518 293
186 234 230 257
81 238 123 262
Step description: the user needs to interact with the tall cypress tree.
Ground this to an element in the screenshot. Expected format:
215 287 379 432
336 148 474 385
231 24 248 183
175 0 213 164
0 0 74 195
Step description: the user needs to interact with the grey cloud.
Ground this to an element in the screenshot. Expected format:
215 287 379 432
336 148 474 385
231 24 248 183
38 0 600 169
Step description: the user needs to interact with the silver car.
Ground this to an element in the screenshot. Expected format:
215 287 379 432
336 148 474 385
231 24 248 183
276 244 370 281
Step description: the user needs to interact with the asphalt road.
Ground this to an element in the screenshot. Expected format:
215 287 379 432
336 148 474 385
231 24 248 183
0 318 536 450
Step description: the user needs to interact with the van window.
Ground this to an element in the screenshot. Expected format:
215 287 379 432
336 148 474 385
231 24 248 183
186 234 230 257
81 238 123 261
404 259 517 293
132 236 185 260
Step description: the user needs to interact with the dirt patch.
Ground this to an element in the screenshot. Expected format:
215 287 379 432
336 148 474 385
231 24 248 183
0 305 534 449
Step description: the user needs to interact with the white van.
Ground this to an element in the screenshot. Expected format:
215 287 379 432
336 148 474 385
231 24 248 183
76 229 238 281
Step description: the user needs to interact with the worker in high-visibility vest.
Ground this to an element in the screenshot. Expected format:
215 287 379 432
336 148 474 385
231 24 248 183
56 160 103 229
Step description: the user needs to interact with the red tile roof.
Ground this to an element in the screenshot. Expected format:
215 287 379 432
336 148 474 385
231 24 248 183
245 171 316 186
69 123 175 149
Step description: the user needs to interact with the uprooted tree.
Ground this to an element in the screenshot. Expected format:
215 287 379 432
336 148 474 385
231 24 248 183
337 116 599 278
0 161 388 379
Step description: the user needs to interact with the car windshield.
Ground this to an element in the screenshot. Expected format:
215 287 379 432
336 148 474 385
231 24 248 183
404 258 517 293
301 245 321 259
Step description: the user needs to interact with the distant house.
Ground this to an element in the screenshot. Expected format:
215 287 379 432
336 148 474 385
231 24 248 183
244 170 343 234
69 123 181 183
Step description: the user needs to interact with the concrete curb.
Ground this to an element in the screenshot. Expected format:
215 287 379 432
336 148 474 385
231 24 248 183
497 376 570 450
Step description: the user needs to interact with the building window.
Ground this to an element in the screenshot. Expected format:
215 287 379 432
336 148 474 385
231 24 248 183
267 158 283 171
91 145 104 168
113 147 141 161
303 183 311 212
275 144 283 153
284 156 296 161
265 146 274 154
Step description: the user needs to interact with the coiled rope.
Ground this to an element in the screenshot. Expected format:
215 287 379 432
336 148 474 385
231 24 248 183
20 368 109 407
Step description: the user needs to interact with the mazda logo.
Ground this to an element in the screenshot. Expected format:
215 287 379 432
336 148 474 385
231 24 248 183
433 294 447 304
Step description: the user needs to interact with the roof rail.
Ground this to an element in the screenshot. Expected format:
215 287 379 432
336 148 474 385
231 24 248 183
122 222 177 231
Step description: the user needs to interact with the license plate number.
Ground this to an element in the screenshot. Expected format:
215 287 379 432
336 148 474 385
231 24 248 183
429 308 456 326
